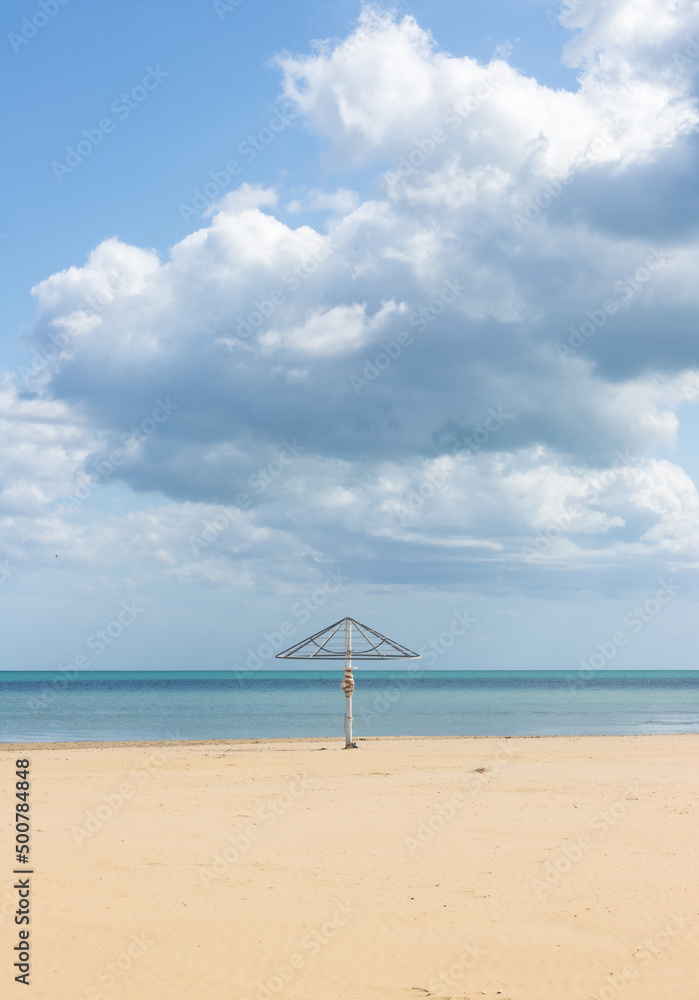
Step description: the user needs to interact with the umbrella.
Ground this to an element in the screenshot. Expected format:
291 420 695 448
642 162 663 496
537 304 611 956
276 617 420 747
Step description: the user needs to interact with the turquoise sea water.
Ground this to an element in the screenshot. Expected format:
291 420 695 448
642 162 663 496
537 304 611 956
1 670 698 742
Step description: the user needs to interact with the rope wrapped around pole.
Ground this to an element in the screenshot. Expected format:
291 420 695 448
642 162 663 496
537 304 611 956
341 618 357 747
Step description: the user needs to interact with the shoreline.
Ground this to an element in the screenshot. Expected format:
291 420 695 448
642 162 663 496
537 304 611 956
3 731 699 750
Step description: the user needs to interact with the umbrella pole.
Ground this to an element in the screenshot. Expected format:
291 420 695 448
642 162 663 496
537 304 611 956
342 618 356 748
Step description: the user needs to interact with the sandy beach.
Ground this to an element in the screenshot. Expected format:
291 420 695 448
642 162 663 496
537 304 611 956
1 734 697 1000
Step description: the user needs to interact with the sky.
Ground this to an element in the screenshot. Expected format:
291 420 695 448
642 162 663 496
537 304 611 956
2 0 699 673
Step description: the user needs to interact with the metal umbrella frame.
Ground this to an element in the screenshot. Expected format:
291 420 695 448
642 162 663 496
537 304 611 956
276 617 420 747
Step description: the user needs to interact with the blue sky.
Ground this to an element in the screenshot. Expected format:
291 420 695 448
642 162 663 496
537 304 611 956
2 0 699 672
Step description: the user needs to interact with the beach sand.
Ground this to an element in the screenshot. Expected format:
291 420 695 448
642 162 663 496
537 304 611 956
0 734 697 1000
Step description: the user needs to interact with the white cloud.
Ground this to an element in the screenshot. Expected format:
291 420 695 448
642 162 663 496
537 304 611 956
277 2 699 178
286 187 361 215
5 2 699 600
260 300 405 356
0 376 98 518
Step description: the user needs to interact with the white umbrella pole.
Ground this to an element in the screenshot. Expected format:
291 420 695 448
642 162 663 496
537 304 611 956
341 617 356 748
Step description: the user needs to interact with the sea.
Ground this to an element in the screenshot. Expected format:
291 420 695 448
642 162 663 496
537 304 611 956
1 669 698 743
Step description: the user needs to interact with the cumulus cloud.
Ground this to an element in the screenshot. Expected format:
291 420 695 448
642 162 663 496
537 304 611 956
277 2 699 175
6 1 699 597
